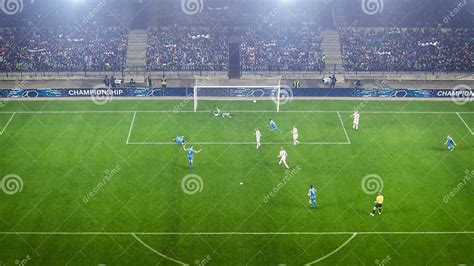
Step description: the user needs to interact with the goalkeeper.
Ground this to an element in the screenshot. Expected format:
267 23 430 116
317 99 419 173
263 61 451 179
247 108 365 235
212 105 232 119
172 136 186 145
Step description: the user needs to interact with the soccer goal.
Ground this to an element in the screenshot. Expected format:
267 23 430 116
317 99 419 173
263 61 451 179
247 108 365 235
193 75 287 112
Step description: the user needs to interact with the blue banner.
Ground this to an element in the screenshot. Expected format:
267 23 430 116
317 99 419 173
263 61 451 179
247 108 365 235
0 87 472 99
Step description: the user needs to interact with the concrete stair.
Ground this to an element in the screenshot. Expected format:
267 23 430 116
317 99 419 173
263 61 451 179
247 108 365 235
126 29 147 71
321 30 345 76
332 0 347 28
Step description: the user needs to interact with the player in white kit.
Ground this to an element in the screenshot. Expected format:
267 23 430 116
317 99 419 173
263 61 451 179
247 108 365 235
255 128 261 149
351 111 360 130
277 147 289 169
291 125 299 145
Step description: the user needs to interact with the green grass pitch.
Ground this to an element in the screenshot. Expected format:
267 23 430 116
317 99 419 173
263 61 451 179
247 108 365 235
0 99 473 265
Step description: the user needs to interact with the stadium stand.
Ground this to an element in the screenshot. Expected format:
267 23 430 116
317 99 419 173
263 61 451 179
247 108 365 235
241 26 324 71
0 27 128 72
339 27 474 72
146 26 227 71
0 0 472 75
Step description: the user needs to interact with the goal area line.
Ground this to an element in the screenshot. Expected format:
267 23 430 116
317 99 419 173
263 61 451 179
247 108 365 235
1 231 473 236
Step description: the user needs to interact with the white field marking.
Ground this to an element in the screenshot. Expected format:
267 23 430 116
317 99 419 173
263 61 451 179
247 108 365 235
456 112 474 135
126 112 137 144
132 233 188 266
337 111 351 144
0 231 473 235
305 233 357 265
0 110 473 114
126 112 350 145
0 112 16 135
127 142 351 145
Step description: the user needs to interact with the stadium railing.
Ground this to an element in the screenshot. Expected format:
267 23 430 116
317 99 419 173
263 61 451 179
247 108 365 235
1 64 472 80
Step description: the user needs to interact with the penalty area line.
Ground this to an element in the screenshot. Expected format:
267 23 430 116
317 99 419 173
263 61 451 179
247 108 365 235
456 112 474 135
337 111 351 144
126 111 137 144
126 141 351 145
0 112 16 135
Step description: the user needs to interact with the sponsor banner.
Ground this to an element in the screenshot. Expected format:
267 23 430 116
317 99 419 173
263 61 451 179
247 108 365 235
0 88 472 99
0 88 189 98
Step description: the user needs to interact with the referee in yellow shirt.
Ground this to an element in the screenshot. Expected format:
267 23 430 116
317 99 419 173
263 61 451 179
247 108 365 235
370 192 384 216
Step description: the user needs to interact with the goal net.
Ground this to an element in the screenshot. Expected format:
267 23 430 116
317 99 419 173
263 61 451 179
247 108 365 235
193 75 285 112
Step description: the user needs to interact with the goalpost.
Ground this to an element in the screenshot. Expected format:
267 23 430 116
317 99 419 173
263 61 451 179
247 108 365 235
193 75 285 112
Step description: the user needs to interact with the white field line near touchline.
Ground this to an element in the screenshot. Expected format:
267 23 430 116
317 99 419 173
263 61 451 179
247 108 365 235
1 231 473 235
305 233 357 265
132 233 188 266
0 112 15 135
0 111 473 114
456 112 474 135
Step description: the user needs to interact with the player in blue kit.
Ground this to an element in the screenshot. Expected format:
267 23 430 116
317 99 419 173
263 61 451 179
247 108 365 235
183 145 201 168
308 185 317 208
444 135 456 150
173 136 186 145
269 118 282 133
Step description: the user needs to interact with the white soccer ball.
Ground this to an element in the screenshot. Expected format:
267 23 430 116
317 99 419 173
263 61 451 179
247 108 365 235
253 100 256 103
240 182 244 185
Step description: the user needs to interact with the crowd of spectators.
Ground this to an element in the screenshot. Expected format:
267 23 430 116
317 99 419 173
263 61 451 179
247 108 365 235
146 25 324 72
0 26 128 72
146 26 228 71
241 26 323 71
339 28 473 72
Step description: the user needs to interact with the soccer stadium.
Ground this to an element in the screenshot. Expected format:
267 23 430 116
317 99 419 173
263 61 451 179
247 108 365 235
0 0 473 265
